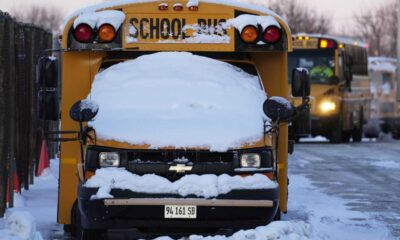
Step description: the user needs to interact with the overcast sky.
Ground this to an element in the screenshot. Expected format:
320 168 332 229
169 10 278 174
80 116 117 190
0 0 392 32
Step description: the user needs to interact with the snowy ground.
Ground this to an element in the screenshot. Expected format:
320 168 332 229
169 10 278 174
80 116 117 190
0 139 399 239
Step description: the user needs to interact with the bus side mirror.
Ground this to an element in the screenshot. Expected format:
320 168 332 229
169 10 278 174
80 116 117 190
38 56 58 88
70 100 99 122
263 97 295 123
291 68 310 98
38 90 59 121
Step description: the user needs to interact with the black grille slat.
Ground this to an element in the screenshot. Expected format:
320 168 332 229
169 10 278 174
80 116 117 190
127 150 234 163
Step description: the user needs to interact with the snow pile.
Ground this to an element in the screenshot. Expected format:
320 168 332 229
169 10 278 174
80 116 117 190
187 0 199 8
155 221 310 240
0 211 43 240
88 52 267 151
85 168 277 199
80 99 99 112
73 10 125 30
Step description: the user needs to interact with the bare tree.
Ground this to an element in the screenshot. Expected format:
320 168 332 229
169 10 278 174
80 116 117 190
10 5 64 34
237 0 331 34
353 0 397 57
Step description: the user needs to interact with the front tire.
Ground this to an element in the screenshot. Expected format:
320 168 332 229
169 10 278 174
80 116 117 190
352 111 363 142
74 202 106 240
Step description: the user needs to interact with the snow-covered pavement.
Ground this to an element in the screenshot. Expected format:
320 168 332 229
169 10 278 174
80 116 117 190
0 140 399 239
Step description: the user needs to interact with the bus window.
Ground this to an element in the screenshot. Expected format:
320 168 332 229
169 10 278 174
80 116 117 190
289 53 334 84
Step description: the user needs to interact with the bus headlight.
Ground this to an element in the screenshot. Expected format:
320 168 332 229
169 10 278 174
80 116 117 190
240 153 261 168
320 101 336 112
99 152 120 167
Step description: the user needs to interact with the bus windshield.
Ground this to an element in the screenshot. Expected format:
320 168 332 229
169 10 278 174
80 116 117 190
289 50 336 84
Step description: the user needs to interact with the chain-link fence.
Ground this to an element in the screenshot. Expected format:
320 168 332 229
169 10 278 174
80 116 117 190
0 11 52 216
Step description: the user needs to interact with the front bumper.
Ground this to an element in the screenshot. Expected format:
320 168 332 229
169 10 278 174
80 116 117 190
311 115 339 136
78 183 279 231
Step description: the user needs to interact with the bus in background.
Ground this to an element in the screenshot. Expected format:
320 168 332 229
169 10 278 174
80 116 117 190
289 34 371 143
365 57 400 139
38 0 310 238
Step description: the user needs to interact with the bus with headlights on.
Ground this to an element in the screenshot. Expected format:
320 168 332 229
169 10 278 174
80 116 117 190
38 0 310 239
289 34 371 143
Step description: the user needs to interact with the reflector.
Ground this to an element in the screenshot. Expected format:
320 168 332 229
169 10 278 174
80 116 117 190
240 25 259 43
74 24 93 43
262 26 281 44
98 24 116 42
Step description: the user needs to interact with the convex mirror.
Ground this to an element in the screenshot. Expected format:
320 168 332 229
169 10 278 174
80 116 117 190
263 96 295 122
70 99 99 122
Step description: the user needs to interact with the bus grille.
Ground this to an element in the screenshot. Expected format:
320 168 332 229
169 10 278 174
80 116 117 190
127 150 235 163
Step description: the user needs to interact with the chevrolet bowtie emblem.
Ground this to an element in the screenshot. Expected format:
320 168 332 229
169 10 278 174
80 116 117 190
169 164 193 173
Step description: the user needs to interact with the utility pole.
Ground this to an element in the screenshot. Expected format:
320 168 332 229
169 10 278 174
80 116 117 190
397 0 400 101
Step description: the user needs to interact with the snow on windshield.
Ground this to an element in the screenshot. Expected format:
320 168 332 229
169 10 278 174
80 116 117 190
87 52 267 151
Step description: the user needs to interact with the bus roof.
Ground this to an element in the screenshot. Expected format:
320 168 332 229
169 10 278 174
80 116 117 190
294 33 367 48
369 57 397 73
63 0 288 30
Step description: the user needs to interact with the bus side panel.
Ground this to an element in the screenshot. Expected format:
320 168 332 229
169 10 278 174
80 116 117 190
252 52 289 213
58 52 105 224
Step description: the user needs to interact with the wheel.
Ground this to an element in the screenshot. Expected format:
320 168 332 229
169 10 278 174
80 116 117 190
352 126 363 142
330 129 342 143
74 202 106 240
273 208 281 221
352 111 363 142
392 129 400 140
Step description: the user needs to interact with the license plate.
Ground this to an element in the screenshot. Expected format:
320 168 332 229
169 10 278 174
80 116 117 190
164 205 197 219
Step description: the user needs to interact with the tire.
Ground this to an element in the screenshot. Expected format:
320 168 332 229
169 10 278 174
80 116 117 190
273 209 281 221
74 202 106 240
330 131 341 143
352 113 363 142
342 131 351 143
392 129 400 140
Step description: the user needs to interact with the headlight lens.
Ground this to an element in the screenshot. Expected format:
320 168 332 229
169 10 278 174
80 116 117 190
320 101 336 112
99 152 120 167
240 153 261 168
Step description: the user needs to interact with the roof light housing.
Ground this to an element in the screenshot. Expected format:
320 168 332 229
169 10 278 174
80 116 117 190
158 3 168 10
320 39 336 49
173 3 183 11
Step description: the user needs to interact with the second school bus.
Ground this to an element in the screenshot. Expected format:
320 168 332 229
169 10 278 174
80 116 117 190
366 57 400 139
289 34 371 143
39 0 310 238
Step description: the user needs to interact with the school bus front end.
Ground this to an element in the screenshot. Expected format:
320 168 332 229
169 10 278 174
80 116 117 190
56 0 297 237
290 35 370 143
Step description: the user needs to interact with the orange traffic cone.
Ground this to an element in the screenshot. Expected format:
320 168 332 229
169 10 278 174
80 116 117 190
37 139 50 176
6 172 20 204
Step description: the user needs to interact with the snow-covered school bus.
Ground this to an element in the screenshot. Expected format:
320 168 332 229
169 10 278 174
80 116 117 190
365 57 400 139
289 34 371 143
39 0 310 238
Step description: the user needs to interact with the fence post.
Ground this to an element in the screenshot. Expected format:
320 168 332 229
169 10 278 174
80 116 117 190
0 12 8 217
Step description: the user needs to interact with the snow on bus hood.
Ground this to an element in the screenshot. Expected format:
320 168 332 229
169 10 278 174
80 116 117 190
87 52 267 151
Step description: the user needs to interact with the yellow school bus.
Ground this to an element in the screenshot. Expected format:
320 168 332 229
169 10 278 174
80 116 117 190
289 34 371 143
40 0 309 238
366 57 400 139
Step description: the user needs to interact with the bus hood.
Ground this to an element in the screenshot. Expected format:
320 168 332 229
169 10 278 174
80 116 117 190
86 52 268 151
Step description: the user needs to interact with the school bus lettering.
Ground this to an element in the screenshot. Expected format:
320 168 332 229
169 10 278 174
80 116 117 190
130 17 227 41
